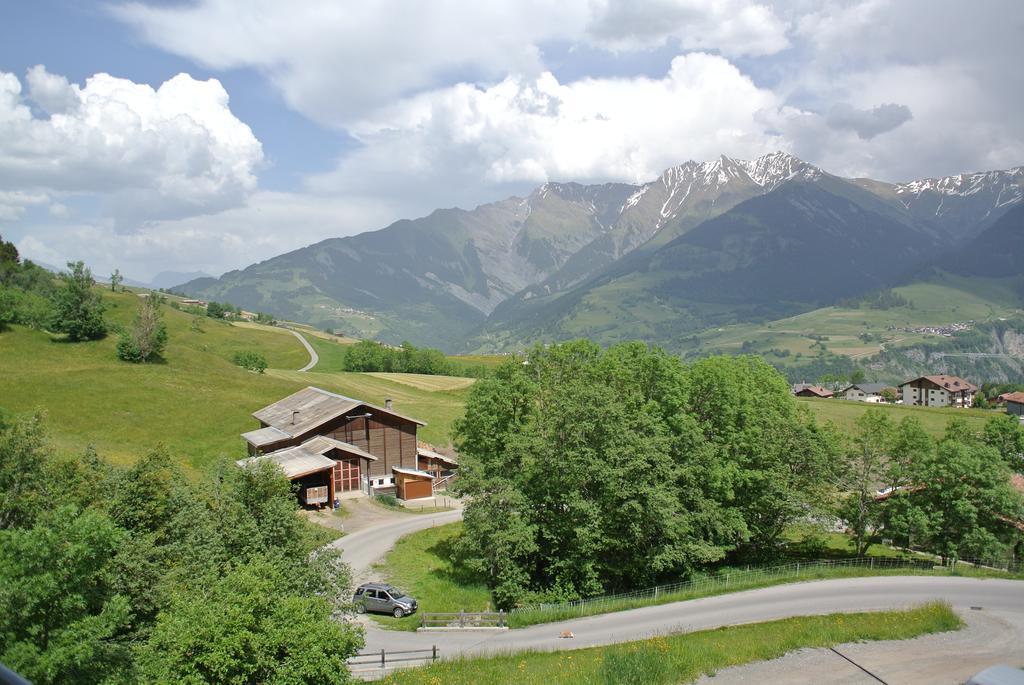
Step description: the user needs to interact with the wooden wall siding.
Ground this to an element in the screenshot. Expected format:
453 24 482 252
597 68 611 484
309 411 419 477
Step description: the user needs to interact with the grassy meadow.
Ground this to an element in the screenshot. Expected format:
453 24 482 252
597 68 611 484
369 522 493 631
797 397 998 437
0 288 471 467
379 603 962 685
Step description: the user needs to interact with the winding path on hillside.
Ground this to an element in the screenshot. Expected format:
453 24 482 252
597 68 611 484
286 329 319 371
338 513 1024 682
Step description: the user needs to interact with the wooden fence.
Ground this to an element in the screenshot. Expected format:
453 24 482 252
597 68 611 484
420 610 507 629
348 646 439 669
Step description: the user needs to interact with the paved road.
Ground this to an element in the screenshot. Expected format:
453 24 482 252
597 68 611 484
287 329 319 371
331 508 463 584
339 512 1024 677
360 575 1024 659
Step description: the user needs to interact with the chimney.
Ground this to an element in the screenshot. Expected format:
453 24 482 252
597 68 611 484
385 398 393 411
291 410 299 424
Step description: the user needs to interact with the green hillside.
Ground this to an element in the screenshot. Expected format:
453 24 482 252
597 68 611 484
0 289 470 468
681 272 1023 366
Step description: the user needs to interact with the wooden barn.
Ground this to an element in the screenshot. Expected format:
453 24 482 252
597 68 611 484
239 386 449 503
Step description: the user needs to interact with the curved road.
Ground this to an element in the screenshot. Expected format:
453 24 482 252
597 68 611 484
287 329 319 371
337 512 1024 680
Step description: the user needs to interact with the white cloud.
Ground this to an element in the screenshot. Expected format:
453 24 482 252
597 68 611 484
16 191 397 282
825 102 912 140
310 53 788 215
586 0 789 56
0 67 263 225
112 0 789 128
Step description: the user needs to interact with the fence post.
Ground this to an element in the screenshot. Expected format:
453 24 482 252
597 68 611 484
460 610 465 628
432 645 438 661
499 609 505 627
380 649 386 668
796 562 800 576
870 557 874 570
654 586 659 600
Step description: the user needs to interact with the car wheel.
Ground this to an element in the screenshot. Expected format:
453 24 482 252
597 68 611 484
356 603 366 614
393 607 405 619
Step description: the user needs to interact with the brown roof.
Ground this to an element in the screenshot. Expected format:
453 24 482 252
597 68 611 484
795 385 833 398
418 446 458 467
899 375 977 392
998 392 1024 405
249 386 426 443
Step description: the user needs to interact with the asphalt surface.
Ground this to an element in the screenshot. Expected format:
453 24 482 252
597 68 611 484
287 329 319 371
330 508 463 584
336 509 1024 679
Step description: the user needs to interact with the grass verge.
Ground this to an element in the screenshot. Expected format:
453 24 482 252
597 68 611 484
370 522 492 631
379 602 962 685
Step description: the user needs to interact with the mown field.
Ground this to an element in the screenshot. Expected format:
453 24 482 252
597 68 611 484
379 603 961 685
797 397 999 436
0 289 470 467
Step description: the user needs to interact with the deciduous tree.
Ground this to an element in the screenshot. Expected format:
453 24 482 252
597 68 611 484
49 261 106 341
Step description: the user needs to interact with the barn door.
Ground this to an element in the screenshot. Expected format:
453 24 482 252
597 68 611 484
335 457 361 492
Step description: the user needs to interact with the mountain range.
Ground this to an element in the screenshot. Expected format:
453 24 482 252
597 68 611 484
178 153 1024 352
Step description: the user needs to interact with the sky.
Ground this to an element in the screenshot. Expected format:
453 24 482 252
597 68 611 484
1 0 1022 283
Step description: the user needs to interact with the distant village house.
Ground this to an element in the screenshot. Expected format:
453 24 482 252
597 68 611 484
838 382 891 402
1000 391 1024 419
898 375 977 408
236 386 454 506
792 383 834 398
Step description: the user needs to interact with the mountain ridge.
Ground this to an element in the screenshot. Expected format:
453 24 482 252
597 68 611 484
178 153 1024 351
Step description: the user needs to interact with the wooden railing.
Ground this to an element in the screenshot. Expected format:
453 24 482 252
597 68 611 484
420 610 507 629
432 473 458 492
348 646 439 669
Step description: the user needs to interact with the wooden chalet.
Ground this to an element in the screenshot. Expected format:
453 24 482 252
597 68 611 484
238 386 449 503
1001 391 1024 418
793 384 834 399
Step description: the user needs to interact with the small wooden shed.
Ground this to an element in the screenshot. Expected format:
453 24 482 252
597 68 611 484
393 467 435 500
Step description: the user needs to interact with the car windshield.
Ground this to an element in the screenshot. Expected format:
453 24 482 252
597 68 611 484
387 588 408 598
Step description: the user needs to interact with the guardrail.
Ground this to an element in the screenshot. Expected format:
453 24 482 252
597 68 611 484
511 555 1021 619
348 646 439 669
420 610 507 629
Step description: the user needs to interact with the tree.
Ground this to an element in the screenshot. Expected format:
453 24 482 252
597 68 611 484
849 368 866 384
838 409 894 555
139 559 361 685
49 261 106 341
0 507 133 685
109 269 123 292
0 234 19 286
205 300 226 319
116 294 167 363
982 414 1024 472
880 387 898 403
454 344 838 606
233 350 268 373
885 435 1024 563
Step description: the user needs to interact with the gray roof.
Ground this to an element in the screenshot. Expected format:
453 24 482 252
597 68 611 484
843 383 888 395
304 435 377 461
248 386 426 444
240 425 292 448
417 446 458 467
236 446 336 479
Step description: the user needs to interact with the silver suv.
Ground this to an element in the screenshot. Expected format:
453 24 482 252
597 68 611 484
353 583 418 618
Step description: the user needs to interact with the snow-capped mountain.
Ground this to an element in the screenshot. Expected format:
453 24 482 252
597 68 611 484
179 153 1022 350
891 166 1024 237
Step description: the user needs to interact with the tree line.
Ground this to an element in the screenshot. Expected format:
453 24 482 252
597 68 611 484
339 339 489 377
452 341 1024 609
0 413 363 684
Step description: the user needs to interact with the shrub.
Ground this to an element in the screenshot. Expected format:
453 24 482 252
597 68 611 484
374 494 401 509
115 295 167 363
233 350 268 373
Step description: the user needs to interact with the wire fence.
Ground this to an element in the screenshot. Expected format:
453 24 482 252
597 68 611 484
511 554 1023 620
